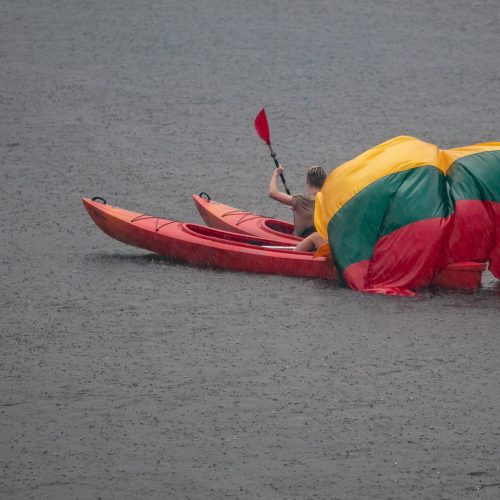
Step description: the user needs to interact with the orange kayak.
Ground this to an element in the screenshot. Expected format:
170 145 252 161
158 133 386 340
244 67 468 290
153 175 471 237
82 198 338 280
193 193 300 245
191 194 487 290
83 197 486 290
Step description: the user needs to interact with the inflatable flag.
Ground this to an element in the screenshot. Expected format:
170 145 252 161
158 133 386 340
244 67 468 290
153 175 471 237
314 136 500 295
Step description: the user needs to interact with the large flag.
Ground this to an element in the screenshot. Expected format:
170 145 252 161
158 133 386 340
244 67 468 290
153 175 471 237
314 136 500 295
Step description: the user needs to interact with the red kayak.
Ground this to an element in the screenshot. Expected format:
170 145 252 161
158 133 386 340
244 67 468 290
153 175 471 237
193 193 300 244
82 198 338 280
83 197 486 289
191 194 487 290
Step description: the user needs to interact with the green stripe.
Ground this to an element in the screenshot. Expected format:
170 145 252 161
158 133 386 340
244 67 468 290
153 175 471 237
448 150 500 202
328 166 451 274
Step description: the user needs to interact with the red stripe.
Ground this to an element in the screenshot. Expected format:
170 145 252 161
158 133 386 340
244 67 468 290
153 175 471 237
444 200 500 266
368 218 448 290
342 200 500 293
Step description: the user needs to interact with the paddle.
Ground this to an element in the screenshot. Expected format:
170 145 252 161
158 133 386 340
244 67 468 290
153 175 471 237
254 108 291 195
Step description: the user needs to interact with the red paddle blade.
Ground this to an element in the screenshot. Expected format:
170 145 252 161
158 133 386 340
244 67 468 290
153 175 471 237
254 108 271 145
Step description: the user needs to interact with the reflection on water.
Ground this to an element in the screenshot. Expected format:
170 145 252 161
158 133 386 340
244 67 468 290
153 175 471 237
85 252 500 304
86 251 189 268
412 271 500 305
481 271 500 292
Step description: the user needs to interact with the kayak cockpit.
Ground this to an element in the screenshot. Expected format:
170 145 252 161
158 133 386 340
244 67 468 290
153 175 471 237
182 223 297 251
262 219 295 235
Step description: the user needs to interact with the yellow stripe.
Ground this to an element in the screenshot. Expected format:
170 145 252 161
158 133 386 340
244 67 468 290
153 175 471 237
314 137 500 239
440 142 500 172
314 136 439 238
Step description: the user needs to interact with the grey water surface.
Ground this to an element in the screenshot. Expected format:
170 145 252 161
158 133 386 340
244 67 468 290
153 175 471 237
1 0 500 498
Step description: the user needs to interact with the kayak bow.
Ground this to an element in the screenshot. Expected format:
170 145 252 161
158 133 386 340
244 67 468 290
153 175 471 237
192 194 300 244
82 198 338 280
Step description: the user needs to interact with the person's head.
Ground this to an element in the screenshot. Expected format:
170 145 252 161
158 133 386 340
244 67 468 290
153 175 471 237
306 165 327 189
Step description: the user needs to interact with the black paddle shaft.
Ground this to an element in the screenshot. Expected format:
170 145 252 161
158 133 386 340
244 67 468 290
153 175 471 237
268 145 291 195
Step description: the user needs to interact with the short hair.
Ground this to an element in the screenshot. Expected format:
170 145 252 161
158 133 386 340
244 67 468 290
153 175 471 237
306 165 327 188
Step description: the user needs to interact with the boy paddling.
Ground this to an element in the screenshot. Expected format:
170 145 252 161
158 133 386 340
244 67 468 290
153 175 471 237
268 164 327 238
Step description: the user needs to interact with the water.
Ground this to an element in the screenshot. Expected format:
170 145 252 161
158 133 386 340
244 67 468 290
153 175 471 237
1 0 500 498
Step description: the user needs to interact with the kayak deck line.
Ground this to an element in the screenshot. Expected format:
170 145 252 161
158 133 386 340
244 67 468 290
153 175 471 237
223 210 297 236
261 245 296 250
220 209 296 233
221 210 267 226
130 214 179 232
192 194 299 244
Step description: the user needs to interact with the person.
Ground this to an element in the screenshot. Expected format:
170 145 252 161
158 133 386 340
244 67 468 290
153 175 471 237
268 164 327 239
294 231 327 252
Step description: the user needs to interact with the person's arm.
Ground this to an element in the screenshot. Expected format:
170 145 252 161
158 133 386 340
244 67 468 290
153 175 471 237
294 232 327 252
268 166 294 206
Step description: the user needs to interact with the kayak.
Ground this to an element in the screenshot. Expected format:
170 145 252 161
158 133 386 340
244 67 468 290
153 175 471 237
192 193 300 244
82 198 338 280
192 194 488 290
83 197 486 290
